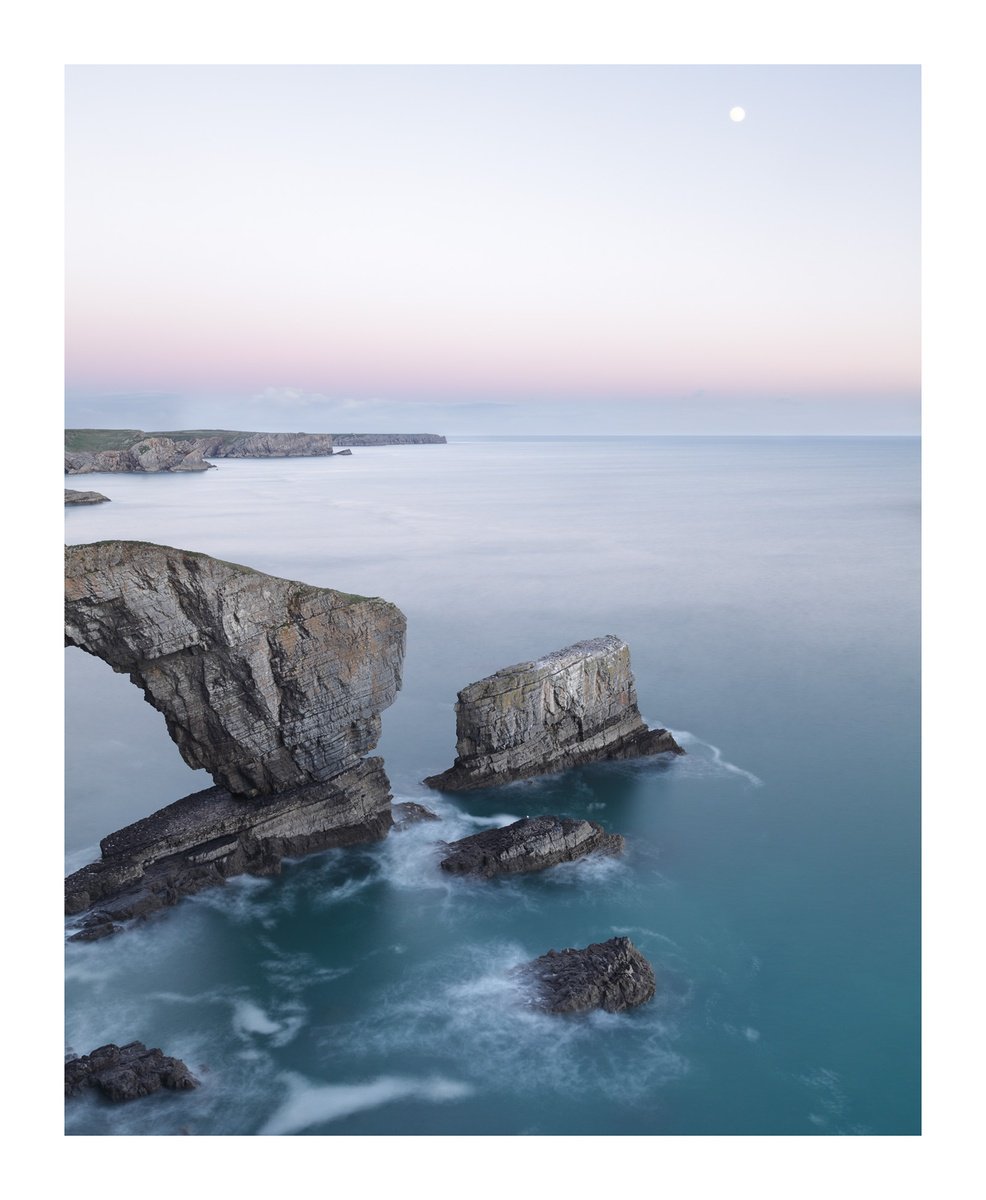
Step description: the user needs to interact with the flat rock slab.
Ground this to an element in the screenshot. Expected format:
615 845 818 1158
65 758 393 940
519 936 656 1013
65 489 110 504
393 801 441 828
440 815 623 878
65 1041 198 1102
424 636 683 791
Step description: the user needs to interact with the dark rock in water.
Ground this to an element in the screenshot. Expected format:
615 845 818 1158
334 448 353 455
440 815 623 878
65 758 393 938
65 1041 198 1102
424 636 683 791
65 541 406 797
65 489 110 505
519 936 656 1014
393 801 441 828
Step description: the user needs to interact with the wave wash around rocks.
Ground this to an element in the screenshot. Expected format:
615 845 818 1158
424 635 683 791
64 541 406 939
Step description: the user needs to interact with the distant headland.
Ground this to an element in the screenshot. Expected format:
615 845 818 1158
64 428 447 474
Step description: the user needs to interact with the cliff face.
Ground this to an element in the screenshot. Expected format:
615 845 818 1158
194 432 337 458
424 636 682 791
65 542 406 796
65 437 213 475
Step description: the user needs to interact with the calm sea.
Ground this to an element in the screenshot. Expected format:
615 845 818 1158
64 435 920 1135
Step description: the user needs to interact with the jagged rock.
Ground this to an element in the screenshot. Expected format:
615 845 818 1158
65 542 406 796
519 936 656 1014
393 801 441 828
65 758 393 937
65 1042 198 1101
65 437 213 474
65 489 110 505
440 815 623 878
424 636 683 791
334 448 353 455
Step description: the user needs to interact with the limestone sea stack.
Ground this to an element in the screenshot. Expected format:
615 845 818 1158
65 542 406 796
65 542 406 937
424 636 683 791
519 936 656 1014
440 815 624 878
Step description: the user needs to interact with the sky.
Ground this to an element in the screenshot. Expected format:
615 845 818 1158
65 65 920 434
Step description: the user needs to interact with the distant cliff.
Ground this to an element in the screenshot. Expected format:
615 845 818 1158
64 428 446 473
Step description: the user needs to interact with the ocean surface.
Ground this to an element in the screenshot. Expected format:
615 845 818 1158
64 435 920 1136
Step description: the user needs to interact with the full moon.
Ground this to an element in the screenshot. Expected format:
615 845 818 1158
730 106 746 122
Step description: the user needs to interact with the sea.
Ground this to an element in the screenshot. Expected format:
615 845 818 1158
64 435 920 1136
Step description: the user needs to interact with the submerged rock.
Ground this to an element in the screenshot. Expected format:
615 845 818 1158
65 1042 198 1102
393 801 441 828
519 936 656 1014
65 542 406 796
424 636 683 791
65 489 110 505
440 815 623 878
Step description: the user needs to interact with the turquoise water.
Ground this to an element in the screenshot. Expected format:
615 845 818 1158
64 436 920 1135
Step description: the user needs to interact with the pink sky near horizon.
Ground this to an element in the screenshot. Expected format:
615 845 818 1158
65 66 920 430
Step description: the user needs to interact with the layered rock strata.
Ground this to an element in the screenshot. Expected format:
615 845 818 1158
440 815 623 878
65 489 110 505
65 437 214 474
424 636 683 791
65 542 406 796
65 1042 199 1101
519 936 656 1014
65 758 393 939
194 431 337 458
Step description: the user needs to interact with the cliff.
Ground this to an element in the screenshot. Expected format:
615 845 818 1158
65 436 213 475
424 636 683 791
65 542 406 796
330 433 447 446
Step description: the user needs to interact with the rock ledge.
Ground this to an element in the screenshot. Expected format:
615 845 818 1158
65 1041 198 1102
440 815 623 878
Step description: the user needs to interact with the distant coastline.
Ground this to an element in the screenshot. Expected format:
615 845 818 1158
64 428 447 474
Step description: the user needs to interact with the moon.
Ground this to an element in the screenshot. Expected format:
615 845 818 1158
730 106 746 122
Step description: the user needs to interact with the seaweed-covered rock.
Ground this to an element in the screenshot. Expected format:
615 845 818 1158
519 936 656 1013
440 815 623 878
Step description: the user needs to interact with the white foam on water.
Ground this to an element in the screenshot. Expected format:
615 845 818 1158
329 940 688 1104
232 1001 282 1036
666 728 764 788
258 1072 474 1135
744 1027 761 1042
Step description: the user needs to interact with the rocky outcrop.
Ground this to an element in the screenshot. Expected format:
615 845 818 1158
424 636 683 791
65 437 213 474
440 816 623 878
330 433 446 446
65 1042 198 1101
65 489 110 505
65 758 393 938
518 936 656 1014
65 542 406 796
